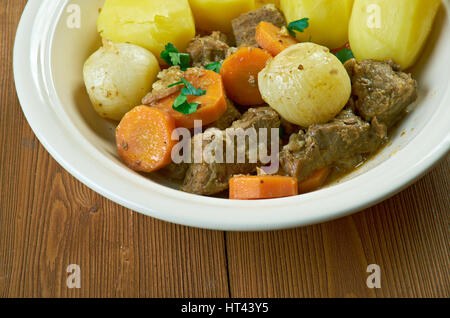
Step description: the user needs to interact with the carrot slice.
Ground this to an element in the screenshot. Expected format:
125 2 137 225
299 167 330 194
220 47 272 106
152 69 227 129
116 106 177 173
255 21 299 56
229 175 299 200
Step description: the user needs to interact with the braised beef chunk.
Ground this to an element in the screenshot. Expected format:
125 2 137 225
231 106 280 130
186 32 230 68
209 98 242 130
141 66 183 105
345 59 418 129
161 98 243 182
280 109 384 181
182 148 256 196
181 107 280 195
280 118 300 145
232 4 286 47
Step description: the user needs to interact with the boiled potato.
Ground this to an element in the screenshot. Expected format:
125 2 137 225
83 40 160 121
280 0 354 49
349 0 441 70
256 0 280 8
98 0 195 59
189 0 255 34
258 43 351 127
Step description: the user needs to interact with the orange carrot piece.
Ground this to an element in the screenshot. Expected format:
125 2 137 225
152 70 227 129
255 21 298 56
220 47 272 106
116 106 177 173
299 167 330 194
229 175 299 200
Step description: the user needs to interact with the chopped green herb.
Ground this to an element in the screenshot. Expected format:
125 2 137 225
173 94 188 107
182 79 206 96
205 61 222 73
287 18 309 38
161 43 177 65
161 43 191 71
334 48 354 64
168 78 206 96
168 78 206 115
172 92 200 115
170 52 190 71
174 101 200 115
167 81 184 88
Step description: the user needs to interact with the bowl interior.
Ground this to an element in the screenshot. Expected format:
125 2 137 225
50 0 449 193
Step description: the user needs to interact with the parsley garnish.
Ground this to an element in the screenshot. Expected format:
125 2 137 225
287 18 309 38
169 78 206 96
161 43 191 71
173 94 200 115
334 48 354 64
168 78 206 115
205 61 222 73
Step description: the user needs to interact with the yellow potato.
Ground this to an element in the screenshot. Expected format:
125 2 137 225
280 0 354 49
258 43 351 127
256 0 280 8
98 0 195 59
349 0 441 70
188 0 255 34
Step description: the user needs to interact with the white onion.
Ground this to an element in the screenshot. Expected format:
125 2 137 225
258 43 351 127
83 40 160 121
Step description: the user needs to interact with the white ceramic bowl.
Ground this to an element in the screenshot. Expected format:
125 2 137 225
14 0 450 231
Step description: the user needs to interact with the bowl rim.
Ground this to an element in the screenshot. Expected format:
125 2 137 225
14 0 450 231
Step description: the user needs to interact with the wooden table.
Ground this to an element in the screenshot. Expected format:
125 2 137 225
1 0 448 298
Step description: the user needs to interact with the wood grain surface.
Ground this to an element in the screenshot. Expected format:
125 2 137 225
1 0 448 298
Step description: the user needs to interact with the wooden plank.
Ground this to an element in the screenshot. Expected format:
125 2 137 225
226 157 449 297
0 0 229 298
